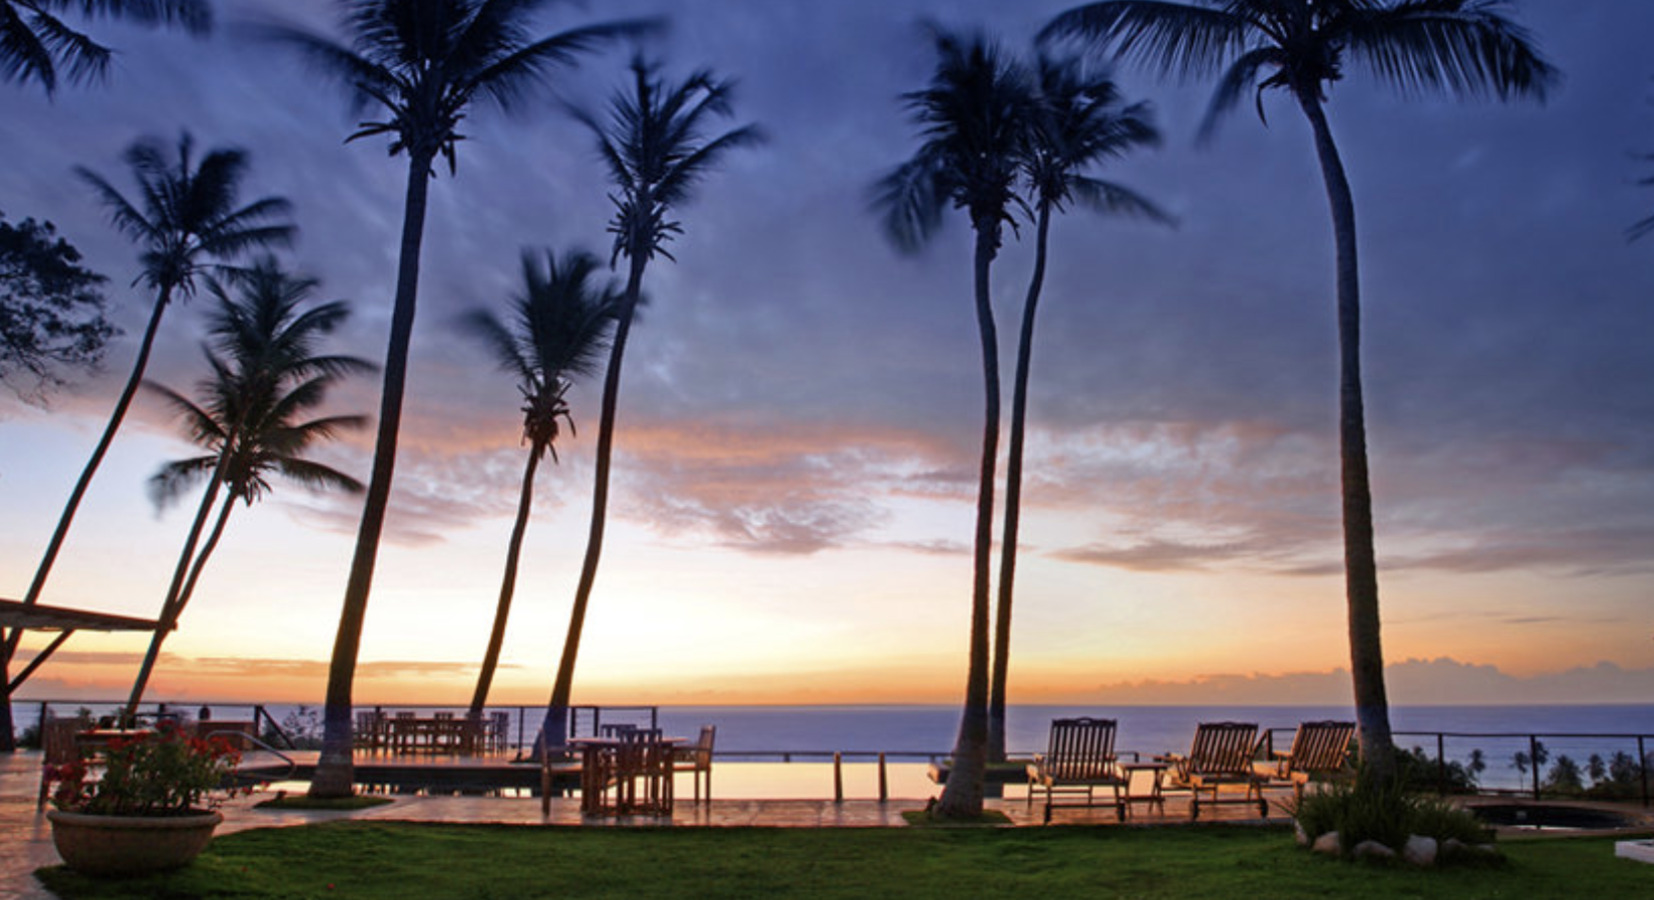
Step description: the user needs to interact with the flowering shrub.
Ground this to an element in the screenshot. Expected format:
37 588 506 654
51 720 244 816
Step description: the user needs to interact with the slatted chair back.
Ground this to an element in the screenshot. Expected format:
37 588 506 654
1185 722 1259 777
1286 721 1355 774
1045 717 1119 781
38 717 89 809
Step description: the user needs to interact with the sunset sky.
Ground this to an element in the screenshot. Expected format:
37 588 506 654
1 0 1650 710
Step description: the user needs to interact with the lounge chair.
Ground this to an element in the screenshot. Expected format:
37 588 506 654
1160 722 1268 820
1026 717 1128 824
673 725 716 803
1264 720 1355 801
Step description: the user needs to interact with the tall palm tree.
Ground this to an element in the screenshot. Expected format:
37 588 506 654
125 258 374 712
459 249 620 721
987 54 1169 763
2 0 210 95
1043 0 1557 785
0 133 291 750
264 0 653 797
538 56 761 754
871 27 1034 819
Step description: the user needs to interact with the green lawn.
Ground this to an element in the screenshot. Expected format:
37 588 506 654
36 823 1652 899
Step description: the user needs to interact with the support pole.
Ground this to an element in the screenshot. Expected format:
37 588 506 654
833 751 843 803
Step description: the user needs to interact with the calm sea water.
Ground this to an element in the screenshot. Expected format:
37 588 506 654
21 700 1653 792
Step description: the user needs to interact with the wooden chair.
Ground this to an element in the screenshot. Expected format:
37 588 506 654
1160 722 1268 820
673 725 716 803
1264 721 1355 801
38 717 89 810
1026 717 1128 824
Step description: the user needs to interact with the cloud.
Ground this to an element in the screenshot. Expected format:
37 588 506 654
1087 657 1654 706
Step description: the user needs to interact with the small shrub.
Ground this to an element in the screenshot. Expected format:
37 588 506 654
1289 766 1491 860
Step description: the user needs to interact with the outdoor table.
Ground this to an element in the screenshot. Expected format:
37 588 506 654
569 735 685 815
1120 761 1168 817
384 717 483 754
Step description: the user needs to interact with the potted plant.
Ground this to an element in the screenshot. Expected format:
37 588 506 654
47 719 244 876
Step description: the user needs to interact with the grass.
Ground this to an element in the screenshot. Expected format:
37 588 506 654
35 822 1653 899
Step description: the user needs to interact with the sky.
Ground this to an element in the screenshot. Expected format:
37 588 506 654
1 0 1651 710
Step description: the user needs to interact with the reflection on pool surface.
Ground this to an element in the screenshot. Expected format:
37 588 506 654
1470 803 1638 831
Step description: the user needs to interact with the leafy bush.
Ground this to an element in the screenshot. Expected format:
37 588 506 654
1395 745 1479 794
1290 768 1490 858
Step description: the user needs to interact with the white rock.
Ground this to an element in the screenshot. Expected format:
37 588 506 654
1312 831 1342 855
1294 821 1309 846
1352 840 1396 860
1403 835 1438 867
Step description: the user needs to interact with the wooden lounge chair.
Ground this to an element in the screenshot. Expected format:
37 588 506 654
1160 722 1268 820
673 725 716 803
1026 717 1128 824
1264 720 1355 801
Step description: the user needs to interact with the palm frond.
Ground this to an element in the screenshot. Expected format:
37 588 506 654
1197 45 1283 142
870 155 947 255
466 18 661 114
1040 1 1251 83
1068 176 1178 226
1347 0 1559 102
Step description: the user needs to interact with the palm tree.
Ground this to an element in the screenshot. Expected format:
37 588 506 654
0 133 291 750
538 56 761 754
871 26 1034 819
264 0 654 797
987 54 1169 763
459 249 620 721
1042 0 1557 785
125 258 374 713
2 0 210 95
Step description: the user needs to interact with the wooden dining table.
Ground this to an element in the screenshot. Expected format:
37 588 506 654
568 735 686 815
383 716 483 754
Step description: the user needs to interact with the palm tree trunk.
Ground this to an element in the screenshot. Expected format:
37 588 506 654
311 149 434 798
936 226 1002 819
125 489 238 713
1296 93 1395 787
537 254 648 756
126 445 233 715
988 201 1052 764
175 492 237 619
0 282 175 749
468 445 544 719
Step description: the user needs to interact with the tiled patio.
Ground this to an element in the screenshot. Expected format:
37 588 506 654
1 749 1285 900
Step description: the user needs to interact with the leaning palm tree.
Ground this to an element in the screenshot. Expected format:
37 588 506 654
0 133 291 750
460 249 620 721
125 258 374 713
871 26 1034 819
263 0 654 797
538 56 761 753
1043 0 1557 785
987 54 1169 763
2 0 210 95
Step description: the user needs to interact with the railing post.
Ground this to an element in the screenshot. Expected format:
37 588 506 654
878 752 888 802
1530 736 1541 800
1639 736 1648 808
833 751 843 803
1436 734 1447 796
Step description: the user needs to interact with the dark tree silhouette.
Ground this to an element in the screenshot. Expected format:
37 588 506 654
988 54 1169 763
872 26 1034 819
126 258 373 713
0 134 290 751
1043 0 1557 785
265 0 653 798
538 56 761 754
1 0 209 95
0 211 115 402
460 249 620 720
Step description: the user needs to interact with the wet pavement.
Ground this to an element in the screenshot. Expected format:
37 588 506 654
2 749 1288 899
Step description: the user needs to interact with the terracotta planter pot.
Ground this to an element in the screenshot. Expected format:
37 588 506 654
47 809 223 876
